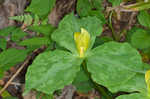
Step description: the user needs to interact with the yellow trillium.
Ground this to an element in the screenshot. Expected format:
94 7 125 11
74 28 90 58
145 70 150 94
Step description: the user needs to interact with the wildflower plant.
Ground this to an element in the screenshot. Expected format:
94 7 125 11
25 14 149 99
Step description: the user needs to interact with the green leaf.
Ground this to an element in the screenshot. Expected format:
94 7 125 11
0 26 27 42
20 37 50 46
108 0 123 6
52 14 102 54
73 80 93 93
79 16 103 37
26 0 56 18
0 26 16 37
0 86 11 97
138 11 150 28
25 45 43 53
126 27 138 42
9 14 33 26
0 48 27 70
25 50 83 94
142 48 150 58
73 67 93 93
77 0 105 24
77 0 92 17
77 0 103 16
0 69 3 79
91 0 103 10
143 63 150 72
3 97 18 99
116 92 148 99
11 28 27 42
87 41 145 93
52 14 79 54
41 17 49 25
28 24 55 36
131 28 150 49
0 38 7 50
93 36 113 48
88 10 106 24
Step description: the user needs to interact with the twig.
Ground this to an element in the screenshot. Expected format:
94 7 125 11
0 58 29 95
0 45 47 95
106 2 139 13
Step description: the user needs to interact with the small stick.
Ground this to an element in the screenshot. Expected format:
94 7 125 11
0 58 29 95
0 45 47 95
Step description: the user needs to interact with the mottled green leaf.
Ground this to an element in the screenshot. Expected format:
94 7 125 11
79 16 103 37
26 0 56 18
0 48 27 70
52 14 79 54
87 42 145 93
117 92 148 99
131 28 150 49
25 50 83 94
52 14 102 54
138 11 150 28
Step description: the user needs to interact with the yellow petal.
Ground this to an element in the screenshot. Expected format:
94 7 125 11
145 70 150 83
145 70 150 94
74 28 90 58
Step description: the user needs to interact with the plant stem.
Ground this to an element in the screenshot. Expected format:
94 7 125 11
82 61 113 99
108 11 120 41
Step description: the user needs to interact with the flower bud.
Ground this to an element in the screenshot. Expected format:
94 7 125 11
74 28 90 58
145 70 150 94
